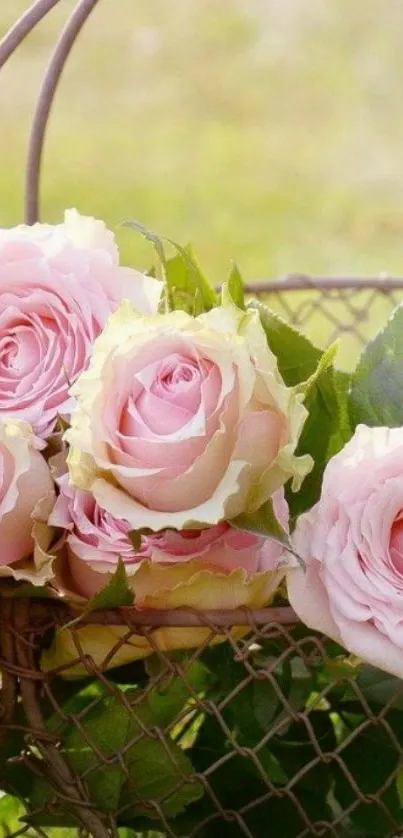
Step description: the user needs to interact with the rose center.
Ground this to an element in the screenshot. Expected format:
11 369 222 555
0 329 38 376
158 359 198 391
0 337 20 371
389 516 403 574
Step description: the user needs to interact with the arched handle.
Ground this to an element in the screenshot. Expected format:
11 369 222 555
0 0 100 225
0 0 61 71
26 0 100 224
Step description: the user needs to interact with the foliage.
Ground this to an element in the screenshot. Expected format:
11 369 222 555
248 300 352 519
349 303 403 428
3 634 403 837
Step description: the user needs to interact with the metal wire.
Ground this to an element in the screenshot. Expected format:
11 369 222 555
0 0 62 71
1 598 403 838
25 0 101 224
246 274 403 292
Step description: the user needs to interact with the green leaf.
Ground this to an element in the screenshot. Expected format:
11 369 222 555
343 665 403 712
321 656 361 683
145 654 213 728
293 366 351 518
123 220 168 277
247 299 325 386
128 530 142 551
193 286 204 316
163 245 217 313
232 498 305 569
201 644 289 747
84 558 134 612
272 711 337 795
0 797 77 836
60 559 134 632
248 300 352 518
27 698 128 815
10 583 52 599
63 690 203 818
254 749 288 784
0 794 25 832
349 303 403 427
294 341 339 398
124 221 217 313
246 301 352 518
252 679 281 730
2 675 204 827
333 725 401 835
232 497 288 543
120 738 203 820
64 695 134 813
181 703 333 837
226 262 245 309
286 657 315 713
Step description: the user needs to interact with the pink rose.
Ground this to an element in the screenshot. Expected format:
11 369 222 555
67 298 310 531
0 210 161 443
287 424 403 678
49 473 289 600
42 477 289 674
0 420 54 582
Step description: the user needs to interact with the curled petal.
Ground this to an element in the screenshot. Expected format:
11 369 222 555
66 298 311 529
287 424 403 679
0 213 161 441
41 559 285 676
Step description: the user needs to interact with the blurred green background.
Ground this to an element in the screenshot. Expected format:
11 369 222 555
3 0 403 277
2 0 403 362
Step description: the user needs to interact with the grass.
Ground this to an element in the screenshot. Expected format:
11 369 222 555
0 1 403 834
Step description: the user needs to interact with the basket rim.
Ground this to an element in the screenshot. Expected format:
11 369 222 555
7 598 298 629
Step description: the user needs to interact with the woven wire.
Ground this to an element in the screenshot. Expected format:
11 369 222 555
1 600 403 838
2 4 403 838
245 277 403 366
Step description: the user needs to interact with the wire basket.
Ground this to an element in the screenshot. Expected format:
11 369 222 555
2 597 403 838
1 4 403 838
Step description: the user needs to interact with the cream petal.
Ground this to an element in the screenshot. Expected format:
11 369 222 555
92 458 253 529
132 560 283 610
41 624 153 677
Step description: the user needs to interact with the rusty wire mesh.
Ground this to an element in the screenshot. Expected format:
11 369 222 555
2 3 403 838
245 276 403 370
2 597 403 838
